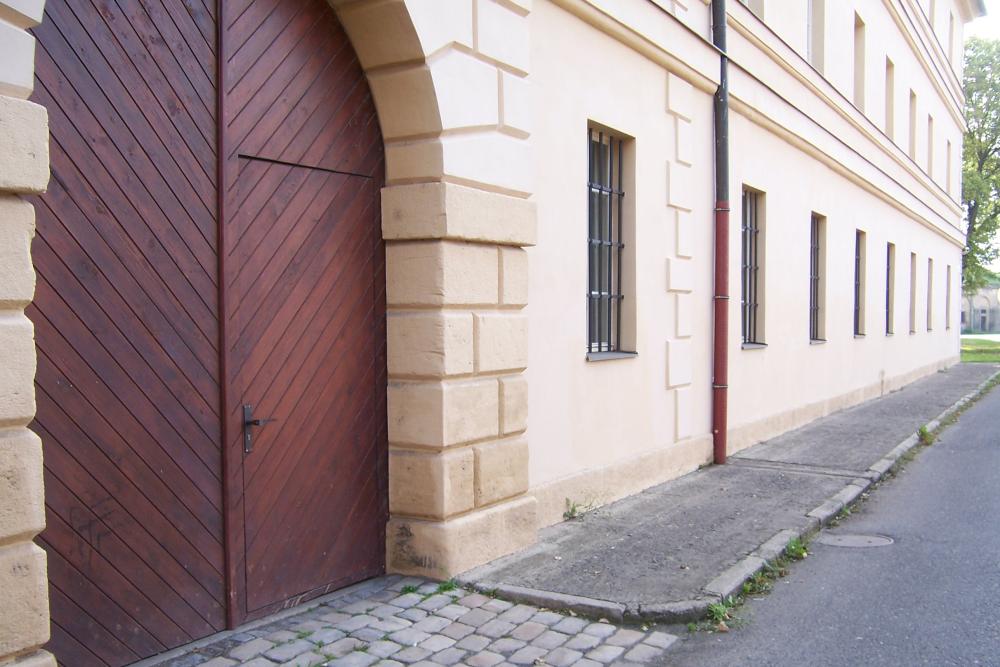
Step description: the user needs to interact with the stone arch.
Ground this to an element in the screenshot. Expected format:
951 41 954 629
332 0 539 578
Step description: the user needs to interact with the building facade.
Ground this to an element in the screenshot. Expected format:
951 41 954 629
0 0 984 665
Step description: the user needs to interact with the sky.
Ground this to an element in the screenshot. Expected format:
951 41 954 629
966 0 1000 40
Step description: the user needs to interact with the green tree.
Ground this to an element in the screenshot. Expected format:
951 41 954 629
962 37 1000 293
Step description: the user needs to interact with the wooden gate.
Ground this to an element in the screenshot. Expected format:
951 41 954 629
28 1 386 664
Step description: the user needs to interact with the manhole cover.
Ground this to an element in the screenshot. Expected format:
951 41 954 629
815 533 894 548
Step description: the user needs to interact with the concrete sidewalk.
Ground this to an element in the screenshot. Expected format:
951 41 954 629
458 364 1000 624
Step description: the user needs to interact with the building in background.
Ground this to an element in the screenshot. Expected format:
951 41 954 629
962 280 1000 332
0 0 985 665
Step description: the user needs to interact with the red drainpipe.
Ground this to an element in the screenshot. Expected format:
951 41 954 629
711 0 730 464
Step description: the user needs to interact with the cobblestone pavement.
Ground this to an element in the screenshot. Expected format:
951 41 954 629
152 576 677 667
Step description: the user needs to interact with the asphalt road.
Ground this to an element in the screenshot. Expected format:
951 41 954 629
665 377 1000 667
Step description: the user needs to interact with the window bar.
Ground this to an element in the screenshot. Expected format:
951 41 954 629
854 231 861 335
809 216 817 339
597 131 605 352
751 194 757 342
741 191 746 342
885 245 891 334
751 197 758 341
587 129 592 353
615 140 620 350
606 133 614 351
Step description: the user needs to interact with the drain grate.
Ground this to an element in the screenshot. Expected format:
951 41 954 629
814 533 894 548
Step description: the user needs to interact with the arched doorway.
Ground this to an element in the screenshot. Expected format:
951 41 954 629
29 0 386 663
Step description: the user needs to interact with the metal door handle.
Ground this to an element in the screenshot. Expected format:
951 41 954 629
243 404 278 454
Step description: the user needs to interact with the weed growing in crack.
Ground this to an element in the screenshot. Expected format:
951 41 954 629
784 537 808 560
563 498 595 520
400 584 419 595
436 579 458 593
917 425 935 446
741 570 773 596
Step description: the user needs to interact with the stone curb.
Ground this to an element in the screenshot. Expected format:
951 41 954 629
461 581 627 623
460 369 1000 628
630 597 719 624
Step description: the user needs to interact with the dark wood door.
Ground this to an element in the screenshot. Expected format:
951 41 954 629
222 0 387 618
29 2 226 664
29 0 386 663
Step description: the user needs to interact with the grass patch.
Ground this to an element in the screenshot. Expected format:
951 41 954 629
400 584 419 594
436 579 458 593
960 338 1000 363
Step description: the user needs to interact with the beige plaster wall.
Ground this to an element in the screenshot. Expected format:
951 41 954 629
526 0 715 521
525 0 969 524
0 2 53 666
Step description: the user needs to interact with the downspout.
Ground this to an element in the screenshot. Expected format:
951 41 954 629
711 0 730 464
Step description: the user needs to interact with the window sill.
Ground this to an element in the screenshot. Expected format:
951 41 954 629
741 342 767 350
854 334 866 339
886 332 894 337
586 351 638 362
809 338 827 345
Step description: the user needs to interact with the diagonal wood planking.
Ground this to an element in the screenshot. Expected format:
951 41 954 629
222 0 386 619
29 0 387 663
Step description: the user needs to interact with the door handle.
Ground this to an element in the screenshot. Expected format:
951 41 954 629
243 404 277 454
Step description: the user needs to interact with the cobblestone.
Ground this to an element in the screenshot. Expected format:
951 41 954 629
229 637 274 661
530 630 568 649
439 622 474 640
480 599 513 614
509 621 546 641
323 637 367 658
164 578 675 667
393 646 432 663
264 639 315 662
388 628 431 647
496 605 535 624
529 611 563 626
330 652 378 667
349 628 385 642
411 616 451 634
507 645 546 665
397 608 428 623
544 646 583 667
586 644 625 663
624 642 666 663
457 593 489 608
551 616 589 634
435 604 468 621
583 622 618 638
478 619 516 638
643 631 678 649
464 650 504 666
281 651 326 666
429 647 466 665
606 628 645 647
455 634 491 652
564 633 601 651
368 640 403 658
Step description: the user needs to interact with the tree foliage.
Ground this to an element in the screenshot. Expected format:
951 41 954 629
962 38 1000 293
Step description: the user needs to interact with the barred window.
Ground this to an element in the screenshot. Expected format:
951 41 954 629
854 230 867 336
741 188 764 344
587 128 625 354
809 214 825 341
886 242 896 335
